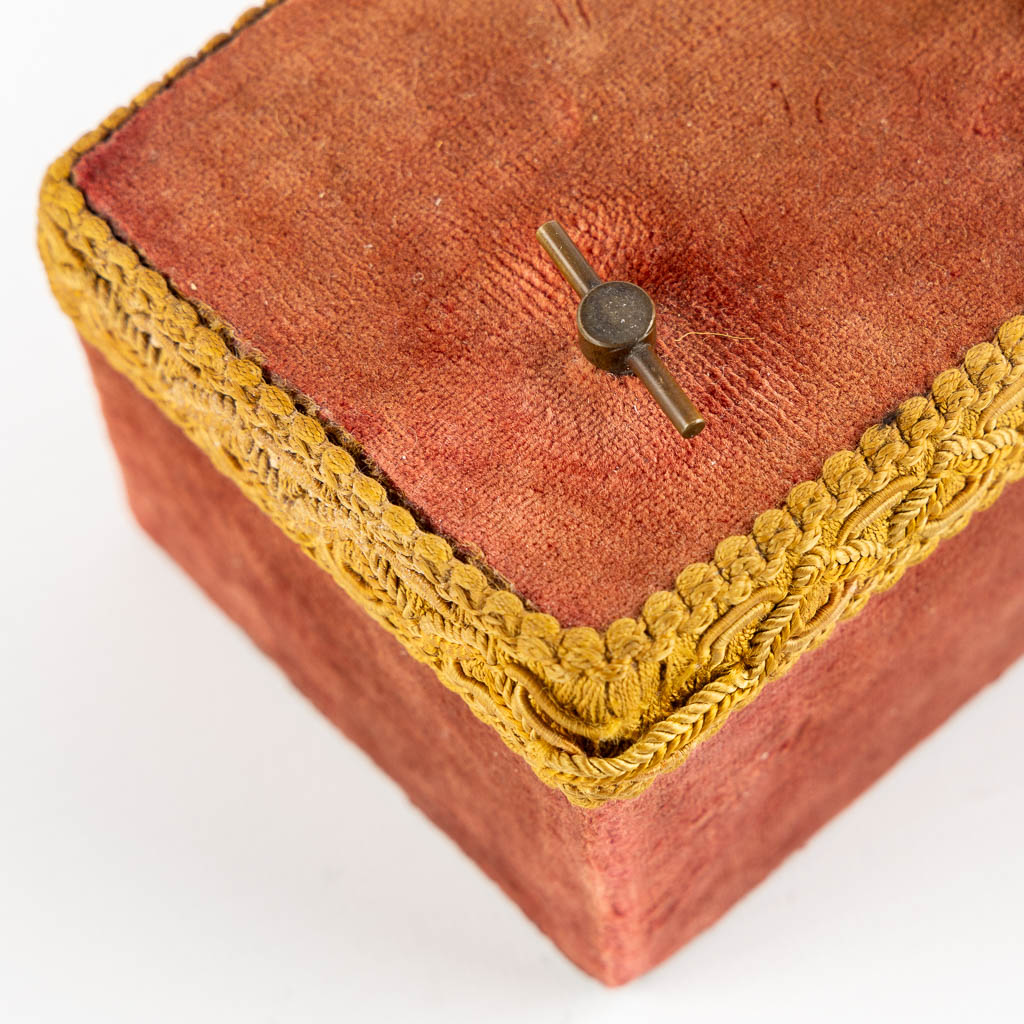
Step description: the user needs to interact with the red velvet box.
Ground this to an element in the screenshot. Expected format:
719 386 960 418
40 0 1024 983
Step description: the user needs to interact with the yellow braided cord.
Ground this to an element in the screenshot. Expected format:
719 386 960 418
38 0 1024 805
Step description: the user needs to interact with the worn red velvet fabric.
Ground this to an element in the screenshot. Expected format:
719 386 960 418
74 0 1024 626
87 343 1024 983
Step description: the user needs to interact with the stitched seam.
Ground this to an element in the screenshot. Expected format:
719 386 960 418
38 0 1024 806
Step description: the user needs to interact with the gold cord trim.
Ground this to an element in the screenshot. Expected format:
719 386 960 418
37 0 1024 805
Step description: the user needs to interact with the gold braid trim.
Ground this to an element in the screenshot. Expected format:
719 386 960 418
38 0 1024 806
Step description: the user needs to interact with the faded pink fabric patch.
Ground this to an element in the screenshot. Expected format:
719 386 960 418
76 0 1024 625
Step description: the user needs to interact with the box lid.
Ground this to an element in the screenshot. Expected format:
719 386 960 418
40 0 1024 803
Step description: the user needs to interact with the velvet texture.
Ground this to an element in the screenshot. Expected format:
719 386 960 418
74 0 1024 627
88 343 1024 983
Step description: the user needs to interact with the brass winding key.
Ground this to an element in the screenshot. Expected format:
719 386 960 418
536 220 706 439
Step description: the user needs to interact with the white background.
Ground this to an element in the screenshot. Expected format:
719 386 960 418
2 2 1022 1020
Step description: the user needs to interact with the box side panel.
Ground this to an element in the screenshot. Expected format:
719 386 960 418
586 468 1024 981
83 344 605 972
85 342 1024 984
